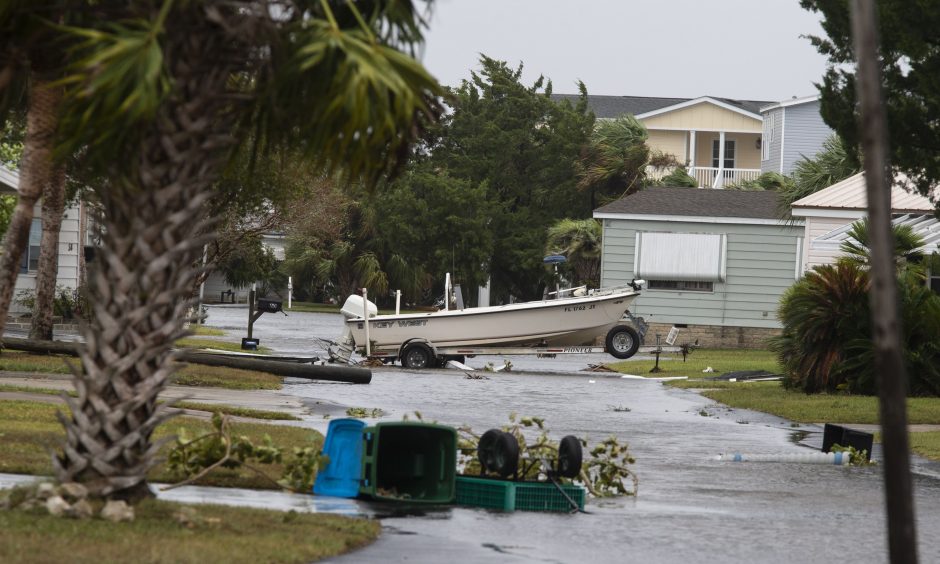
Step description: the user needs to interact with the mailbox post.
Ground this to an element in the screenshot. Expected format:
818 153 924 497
242 288 285 350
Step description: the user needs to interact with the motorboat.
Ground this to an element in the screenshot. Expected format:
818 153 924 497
330 277 645 368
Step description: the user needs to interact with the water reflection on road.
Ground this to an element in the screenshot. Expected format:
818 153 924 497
204 307 940 563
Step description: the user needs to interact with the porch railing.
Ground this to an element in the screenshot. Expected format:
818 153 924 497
646 166 762 188
689 167 761 189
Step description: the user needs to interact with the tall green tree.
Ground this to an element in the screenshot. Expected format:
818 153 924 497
430 56 594 302
31 0 444 502
801 0 940 206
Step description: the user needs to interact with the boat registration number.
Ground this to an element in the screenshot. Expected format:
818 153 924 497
564 304 595 312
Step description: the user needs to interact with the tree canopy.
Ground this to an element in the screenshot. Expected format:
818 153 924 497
801 0 940 207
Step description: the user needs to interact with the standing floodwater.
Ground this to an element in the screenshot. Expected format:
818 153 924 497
203 307 940 563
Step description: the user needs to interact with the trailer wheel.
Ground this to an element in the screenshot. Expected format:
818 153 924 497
606 325 640 359
556 435 583 478
401 343 435 369
478 429 519 478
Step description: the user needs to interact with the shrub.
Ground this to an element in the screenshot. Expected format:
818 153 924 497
659 167 697 187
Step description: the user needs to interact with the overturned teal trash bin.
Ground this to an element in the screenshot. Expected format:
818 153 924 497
359 422 457 503
313 418 366 498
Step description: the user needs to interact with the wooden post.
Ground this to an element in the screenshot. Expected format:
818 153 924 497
247 287 256 340
362 288 370 358
850 2 919 562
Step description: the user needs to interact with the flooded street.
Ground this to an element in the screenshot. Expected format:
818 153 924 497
202 307 940 562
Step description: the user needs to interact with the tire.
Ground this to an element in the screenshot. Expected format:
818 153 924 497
556 435 583 478
605 325 640 359
401 343 435 369
477 429 520 478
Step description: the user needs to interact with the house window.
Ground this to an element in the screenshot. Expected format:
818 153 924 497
647 280 714 292
761 113 774 161
18 218 42 273
712 139 735 169
633 232 727 282
931 274 940 296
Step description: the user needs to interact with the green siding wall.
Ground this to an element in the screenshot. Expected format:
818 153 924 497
599 218 802 328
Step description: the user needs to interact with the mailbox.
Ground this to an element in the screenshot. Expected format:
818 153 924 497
257 298 283 313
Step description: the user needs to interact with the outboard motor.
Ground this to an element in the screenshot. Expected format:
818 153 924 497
330 294 379 364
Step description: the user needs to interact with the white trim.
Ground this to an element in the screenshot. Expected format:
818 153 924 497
794 237 804 280
633 231 641 277
645 126 761 134
635 96 762 121
593 212 803 226
720 234 727 280
759 94 820 112
790 208 868 219
779 107 786 172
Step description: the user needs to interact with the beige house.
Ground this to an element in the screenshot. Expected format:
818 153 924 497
553 94 771 188
791 172 937 274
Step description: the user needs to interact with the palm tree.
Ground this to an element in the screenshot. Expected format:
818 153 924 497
771 262 870 393
545 218 602 288
42 0 444 502
0 3 72 341
838 219 925 273
577 115 650 208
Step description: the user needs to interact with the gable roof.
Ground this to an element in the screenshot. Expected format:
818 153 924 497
760 94 820 113
791 172 936 214
552 94 772 120
593 187 785 222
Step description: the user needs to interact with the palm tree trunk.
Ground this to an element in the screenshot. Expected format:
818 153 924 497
0 75 60 339
29 164 66 340
53 29 235 502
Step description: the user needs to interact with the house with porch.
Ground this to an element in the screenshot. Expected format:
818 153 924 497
554 94 773 188
0 163 86 313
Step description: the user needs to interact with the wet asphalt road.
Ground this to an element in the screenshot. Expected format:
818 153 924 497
202 308 940 562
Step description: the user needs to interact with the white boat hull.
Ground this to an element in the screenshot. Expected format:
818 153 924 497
345 290 639 351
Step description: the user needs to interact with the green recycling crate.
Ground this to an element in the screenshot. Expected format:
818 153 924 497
456 475 585 512
359 422 457 503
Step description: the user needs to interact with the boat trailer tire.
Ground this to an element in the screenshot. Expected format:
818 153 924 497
556 435 583 478
606 325 640 359
401 343 435 369
478 429 520 478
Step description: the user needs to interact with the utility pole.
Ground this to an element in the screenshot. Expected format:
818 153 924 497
851 2 918 562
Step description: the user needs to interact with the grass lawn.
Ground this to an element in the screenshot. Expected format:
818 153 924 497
0 352 282 390
608 348 782 378
906 432 940 461
693 381 940 425
0 499 378 563
175 337 272 354
0 399 319 490
188 325 226 336
174 401 300 421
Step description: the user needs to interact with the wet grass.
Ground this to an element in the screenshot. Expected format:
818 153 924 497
175 337 272 354
0 498 379 564
907 432 940 461
0 399 319 489
188 325 226 336
174 401 300 421
608 349 781 378
0 352 282 390
694 381 940 425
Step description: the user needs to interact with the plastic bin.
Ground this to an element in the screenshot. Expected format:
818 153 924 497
359 422 457 503
455 475 585 512
313 418 366 498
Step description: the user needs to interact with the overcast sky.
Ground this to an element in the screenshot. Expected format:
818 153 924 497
420 0 830 103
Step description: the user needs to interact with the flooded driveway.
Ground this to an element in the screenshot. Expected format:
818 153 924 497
206 307 940 562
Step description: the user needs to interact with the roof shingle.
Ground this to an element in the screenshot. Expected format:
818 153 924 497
593 187 784 220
